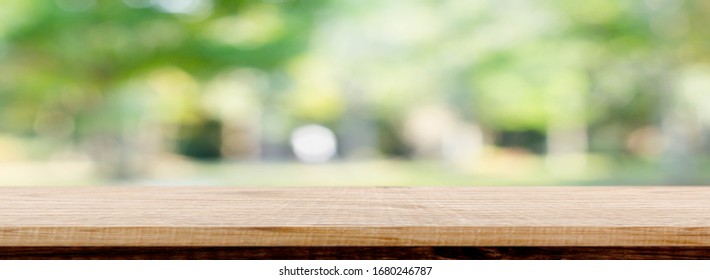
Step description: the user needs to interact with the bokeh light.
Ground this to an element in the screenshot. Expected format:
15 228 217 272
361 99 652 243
290 124 338 164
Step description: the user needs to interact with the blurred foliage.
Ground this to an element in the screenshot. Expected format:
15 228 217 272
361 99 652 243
0 0 322 127
1 0 709 184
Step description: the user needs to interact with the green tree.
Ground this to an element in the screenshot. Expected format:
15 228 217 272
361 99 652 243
0 0 326 177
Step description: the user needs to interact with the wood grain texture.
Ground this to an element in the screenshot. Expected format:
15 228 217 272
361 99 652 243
2 247 709 260
1 187 709 247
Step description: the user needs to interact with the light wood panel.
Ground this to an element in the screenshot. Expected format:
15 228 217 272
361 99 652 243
1 187 709 246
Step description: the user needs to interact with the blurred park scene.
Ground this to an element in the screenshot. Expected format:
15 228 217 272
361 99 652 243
1 0 709 187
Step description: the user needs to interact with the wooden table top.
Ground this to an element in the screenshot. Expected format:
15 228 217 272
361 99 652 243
1 187 709 247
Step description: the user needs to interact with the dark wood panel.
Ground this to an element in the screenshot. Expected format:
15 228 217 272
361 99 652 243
1 247 709 260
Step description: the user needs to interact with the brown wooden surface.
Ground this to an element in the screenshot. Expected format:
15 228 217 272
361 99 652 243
2 247 709 260
1 187 710 247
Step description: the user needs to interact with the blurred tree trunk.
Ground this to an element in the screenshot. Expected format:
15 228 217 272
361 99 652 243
338 79 376 159
545 97 588 176
645 0 698 184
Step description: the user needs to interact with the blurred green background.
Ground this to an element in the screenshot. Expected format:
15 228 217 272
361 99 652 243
1 0 709 187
